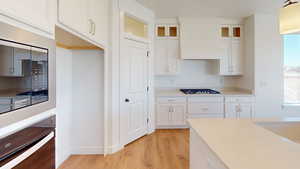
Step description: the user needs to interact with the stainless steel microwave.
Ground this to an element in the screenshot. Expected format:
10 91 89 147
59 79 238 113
0 21 56 128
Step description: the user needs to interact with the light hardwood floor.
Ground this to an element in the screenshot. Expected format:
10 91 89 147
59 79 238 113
59 129 189 169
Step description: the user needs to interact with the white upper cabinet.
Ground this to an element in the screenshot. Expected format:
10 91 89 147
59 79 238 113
219 24 243 76
0 0 54 37
58 0 89 37
155 21 180 76
179 18 223 60
88 0 108 45
156 24 179 39
155 39 180 75
58 0 108 47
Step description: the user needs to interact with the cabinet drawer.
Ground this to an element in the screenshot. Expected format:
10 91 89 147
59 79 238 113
188 113 224 118
188 96 223 103
188 103 223 114
157 97 186 104
225 96 254 103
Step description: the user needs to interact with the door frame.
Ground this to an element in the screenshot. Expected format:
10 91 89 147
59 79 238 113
119 12 152 146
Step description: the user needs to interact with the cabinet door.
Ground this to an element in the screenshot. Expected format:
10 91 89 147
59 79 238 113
168 25 179 39
226 103 252 119
239 103 252 118
220 38 232 75
167 39 180 74
0 45 14 76
156 25 167 38
156 104 171 126
58 0 89 37
232 25 242 40
88 0 108 46
171 104 186 126
155 40 169 75
225 103 238 118
14 47 31 77
0 0 53 34
231 40 243 75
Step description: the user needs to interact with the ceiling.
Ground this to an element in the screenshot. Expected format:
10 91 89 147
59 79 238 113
137 0 283 18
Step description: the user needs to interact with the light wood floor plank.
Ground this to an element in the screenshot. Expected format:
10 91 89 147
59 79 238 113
59 129 189 169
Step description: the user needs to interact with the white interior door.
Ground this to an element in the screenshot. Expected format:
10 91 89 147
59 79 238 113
120 39 149 145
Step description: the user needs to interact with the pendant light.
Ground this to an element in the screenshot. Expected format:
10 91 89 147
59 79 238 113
280 0 300 34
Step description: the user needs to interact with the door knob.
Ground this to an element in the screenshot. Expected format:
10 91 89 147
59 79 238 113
125 98 130 102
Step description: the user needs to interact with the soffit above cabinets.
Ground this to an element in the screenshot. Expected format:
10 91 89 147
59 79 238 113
137 0 282 18
55 26 103 50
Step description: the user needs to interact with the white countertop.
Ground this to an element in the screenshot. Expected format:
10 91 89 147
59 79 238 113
156 88 253 97
188 119 300 169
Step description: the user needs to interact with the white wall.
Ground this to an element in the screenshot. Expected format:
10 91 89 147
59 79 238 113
71 50 104 154
55 48 105 167
155 60 223 88
55 47 72 167
155 59 243 89
253 13 284 118
236 16 255 91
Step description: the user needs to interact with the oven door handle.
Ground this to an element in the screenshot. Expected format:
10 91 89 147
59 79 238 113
2 131 54 169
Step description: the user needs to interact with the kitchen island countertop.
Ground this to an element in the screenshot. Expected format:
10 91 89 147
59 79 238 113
188 118 300 169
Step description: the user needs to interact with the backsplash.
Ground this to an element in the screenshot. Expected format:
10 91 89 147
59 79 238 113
155 60 241 89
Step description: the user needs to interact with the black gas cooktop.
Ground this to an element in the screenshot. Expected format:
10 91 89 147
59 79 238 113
180 89 221 95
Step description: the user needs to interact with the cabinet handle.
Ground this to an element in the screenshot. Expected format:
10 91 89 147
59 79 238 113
170 106 174 112
88 19 93 34
92 21 96 35
202 107 208 111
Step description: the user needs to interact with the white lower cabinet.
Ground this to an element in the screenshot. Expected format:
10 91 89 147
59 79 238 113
187 96 224 118
156 104 171 126
171 104 186 125
156 95 255 129
156 97 186 128
225 96 254 119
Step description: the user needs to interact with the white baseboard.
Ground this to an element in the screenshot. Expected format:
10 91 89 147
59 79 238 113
71 146 104 155
148 128 155 134
70 144 124 155
106 144 124 154
56 153 71 169
156 125 189 129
